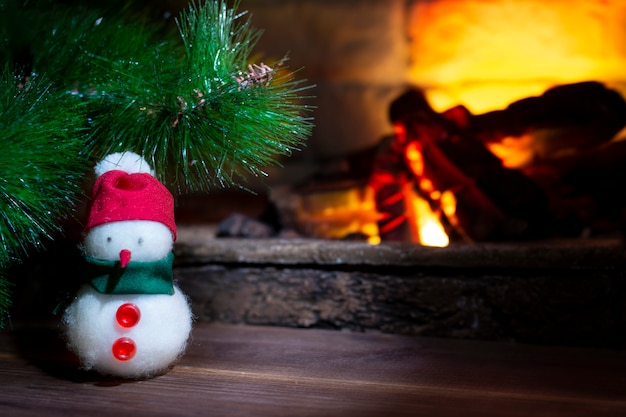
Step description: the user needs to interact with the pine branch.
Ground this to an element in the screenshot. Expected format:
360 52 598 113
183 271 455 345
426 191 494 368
78 0 315 192
6 0 315 192
0 67 90 317
0 70 89 256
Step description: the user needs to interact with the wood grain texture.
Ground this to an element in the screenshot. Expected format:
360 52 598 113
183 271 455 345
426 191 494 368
1 322 626 417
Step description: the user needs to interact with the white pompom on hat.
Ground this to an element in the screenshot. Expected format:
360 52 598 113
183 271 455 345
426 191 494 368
94 152 155 177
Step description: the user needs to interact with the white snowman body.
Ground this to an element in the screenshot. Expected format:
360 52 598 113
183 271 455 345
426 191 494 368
62 152 193 379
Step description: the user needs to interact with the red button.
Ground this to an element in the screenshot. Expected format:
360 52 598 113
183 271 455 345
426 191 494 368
112 337 136 361
116 303 141 328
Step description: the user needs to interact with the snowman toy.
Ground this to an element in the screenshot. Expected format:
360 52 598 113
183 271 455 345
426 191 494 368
62 151 193 379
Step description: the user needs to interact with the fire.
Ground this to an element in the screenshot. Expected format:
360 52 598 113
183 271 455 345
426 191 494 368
408 0 626 114
402 145 453 247
292 136 455 246
399 140 450 246
409 190 449 248
406 186 450 247
485 135 536 169
359 0 626 246
405 141 424 176
293 184 382 243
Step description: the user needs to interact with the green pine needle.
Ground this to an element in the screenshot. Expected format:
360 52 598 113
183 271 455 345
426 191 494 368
0 71 89 258
80 0 315 192
0 68 89 316
7 0 315 192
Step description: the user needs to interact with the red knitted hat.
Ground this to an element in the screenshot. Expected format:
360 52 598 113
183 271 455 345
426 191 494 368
84 170 176 240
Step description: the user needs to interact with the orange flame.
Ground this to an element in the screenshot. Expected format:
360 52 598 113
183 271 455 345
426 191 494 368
410 191 449 248
403 143 452 247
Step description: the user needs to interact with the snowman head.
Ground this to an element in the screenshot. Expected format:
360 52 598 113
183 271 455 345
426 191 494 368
83 152 176 263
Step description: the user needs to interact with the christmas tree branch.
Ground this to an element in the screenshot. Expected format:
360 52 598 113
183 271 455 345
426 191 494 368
0 67 90 320
81 0 314 192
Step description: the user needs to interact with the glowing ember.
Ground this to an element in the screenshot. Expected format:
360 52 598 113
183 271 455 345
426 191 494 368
405 141 424 176
294 185 381 241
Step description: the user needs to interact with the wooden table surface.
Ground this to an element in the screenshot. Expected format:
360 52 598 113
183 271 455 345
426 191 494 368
1 321 626 416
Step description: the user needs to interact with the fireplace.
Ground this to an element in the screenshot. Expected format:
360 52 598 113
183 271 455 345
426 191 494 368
194 0 625 246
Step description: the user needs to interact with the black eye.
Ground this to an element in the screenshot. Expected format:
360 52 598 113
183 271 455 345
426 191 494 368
138 238 144 245
107 237 112 243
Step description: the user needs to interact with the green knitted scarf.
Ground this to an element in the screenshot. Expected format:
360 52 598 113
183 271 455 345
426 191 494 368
84 252 175 295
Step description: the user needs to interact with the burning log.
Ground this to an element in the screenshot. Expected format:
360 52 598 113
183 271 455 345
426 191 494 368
371 89 550 243
470 81 626 164
371 82 626 243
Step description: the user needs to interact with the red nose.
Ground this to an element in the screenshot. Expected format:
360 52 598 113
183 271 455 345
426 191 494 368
119 249 132 268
